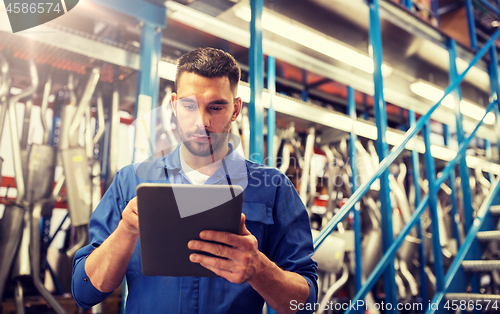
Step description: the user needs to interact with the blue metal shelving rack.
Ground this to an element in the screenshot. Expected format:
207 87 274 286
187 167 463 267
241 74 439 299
303 1 500 313
249 0 264 164
347 86 363 314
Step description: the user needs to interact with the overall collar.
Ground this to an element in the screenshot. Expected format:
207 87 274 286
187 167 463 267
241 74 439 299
156 143 248 180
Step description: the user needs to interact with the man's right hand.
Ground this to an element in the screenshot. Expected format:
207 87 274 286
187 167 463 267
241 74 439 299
119 197 140 237
85 196 140 293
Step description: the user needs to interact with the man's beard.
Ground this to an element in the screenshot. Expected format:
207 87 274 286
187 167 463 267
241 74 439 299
179 121 231 157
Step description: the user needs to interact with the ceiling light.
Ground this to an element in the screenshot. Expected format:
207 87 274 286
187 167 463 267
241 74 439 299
409 81 455 109
234 6 392 77
461 99 496 124
237 84 251 103
409 80 495 125
158 61 177 81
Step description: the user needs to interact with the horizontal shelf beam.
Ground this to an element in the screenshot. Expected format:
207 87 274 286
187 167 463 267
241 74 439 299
87 0 166 28
0 16 140 70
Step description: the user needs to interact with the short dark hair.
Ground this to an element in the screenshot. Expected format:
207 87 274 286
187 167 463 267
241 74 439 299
175 47 241 95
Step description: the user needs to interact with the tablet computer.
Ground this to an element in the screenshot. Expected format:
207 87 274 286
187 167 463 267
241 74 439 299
136 183 244 277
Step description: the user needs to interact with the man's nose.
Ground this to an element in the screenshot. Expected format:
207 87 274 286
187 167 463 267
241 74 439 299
195 107 210 130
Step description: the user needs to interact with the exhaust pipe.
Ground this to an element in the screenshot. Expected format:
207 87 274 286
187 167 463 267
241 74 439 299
0 53 10 148
299 127 315 205
0 205 25 302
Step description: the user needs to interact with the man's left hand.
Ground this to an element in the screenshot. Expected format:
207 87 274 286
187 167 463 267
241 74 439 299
188 213 265 284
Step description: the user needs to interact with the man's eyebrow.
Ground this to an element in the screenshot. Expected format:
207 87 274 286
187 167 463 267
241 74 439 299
208 99 230 105
178 97 198 104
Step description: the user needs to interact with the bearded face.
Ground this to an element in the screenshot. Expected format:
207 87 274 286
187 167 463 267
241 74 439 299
173 73 241 160
177 116 231 157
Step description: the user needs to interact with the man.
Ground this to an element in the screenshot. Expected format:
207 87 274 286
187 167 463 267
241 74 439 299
72 48 318 313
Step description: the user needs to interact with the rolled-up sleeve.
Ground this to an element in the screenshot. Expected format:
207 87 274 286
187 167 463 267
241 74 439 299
268 174 319 313
302 276 318 313
71 168 129 308
72 254 112 308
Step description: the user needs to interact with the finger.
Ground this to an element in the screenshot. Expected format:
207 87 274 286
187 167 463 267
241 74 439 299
188 240 239 259
199 230 242 247
240 213 251 236
189 253 234 271
121 202 140 235
126 197 138 215
132 197 138 214
130 208 138 216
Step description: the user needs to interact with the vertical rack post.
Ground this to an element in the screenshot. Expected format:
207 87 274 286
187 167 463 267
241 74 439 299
409 110 428 305
301 69 308 102
465 0 478 50
101 104 112 187
347 86 362 313
362 94 369 120
402 0 412 11
128 22 163 314
496 102 500 166
443 124 461 251
449 37 481 298
448 39 474 235
431 0 440 26
134 22 162 162
485 139 493 182
267 56 276 167
423 120 445 292
367 0 397 308
488 45 500 174
442 123 449 144
249 0 264 164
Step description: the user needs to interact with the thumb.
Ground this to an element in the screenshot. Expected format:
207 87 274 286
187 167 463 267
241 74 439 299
240 213 251 235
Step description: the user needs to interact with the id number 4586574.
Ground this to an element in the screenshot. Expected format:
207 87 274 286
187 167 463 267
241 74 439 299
6 2 62 14
444 299 498 311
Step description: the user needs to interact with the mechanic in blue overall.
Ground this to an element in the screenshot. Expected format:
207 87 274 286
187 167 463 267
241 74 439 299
72 47 318 313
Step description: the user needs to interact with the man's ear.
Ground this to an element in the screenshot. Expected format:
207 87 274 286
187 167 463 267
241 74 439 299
232 97 242 122
171 92 178 117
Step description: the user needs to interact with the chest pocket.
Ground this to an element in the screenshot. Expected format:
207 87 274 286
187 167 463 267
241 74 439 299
242 202 273 255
